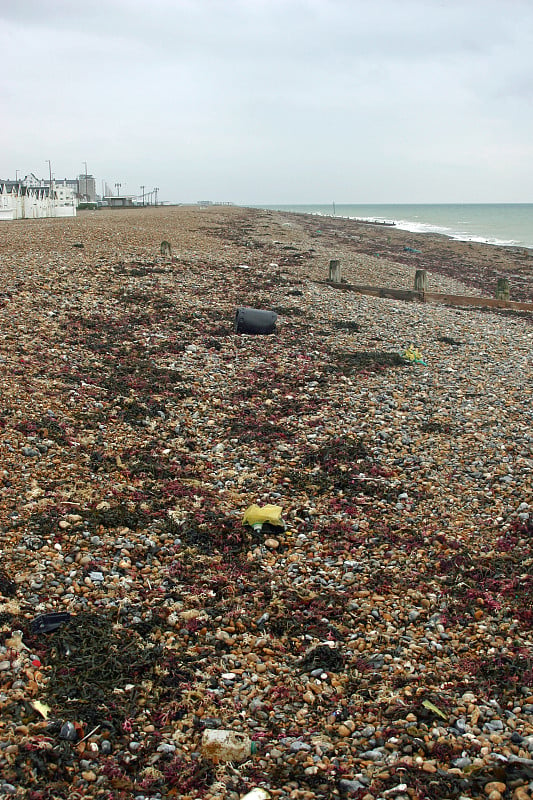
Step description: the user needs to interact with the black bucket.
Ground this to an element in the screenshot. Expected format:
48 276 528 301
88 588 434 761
234 307 278 335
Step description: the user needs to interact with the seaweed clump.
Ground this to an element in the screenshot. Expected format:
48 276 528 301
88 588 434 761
0 569 17 597
300 644 345 672
332 350 405 376
36 612 161 730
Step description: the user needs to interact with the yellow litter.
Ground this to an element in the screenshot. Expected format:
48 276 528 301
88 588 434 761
422 699 447 720
31 701 51 719
243 504 283 527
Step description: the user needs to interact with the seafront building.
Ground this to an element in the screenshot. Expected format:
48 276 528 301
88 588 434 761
0 174 77 220
1 171 161 218
78 173 96 203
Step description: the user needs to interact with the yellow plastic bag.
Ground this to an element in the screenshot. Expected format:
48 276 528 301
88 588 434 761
403 345 426 365
243 504 283 528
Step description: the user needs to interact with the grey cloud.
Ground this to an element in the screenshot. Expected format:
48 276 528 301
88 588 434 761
2 0 533 202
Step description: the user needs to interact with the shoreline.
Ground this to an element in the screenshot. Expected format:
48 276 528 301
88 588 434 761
0 206 532 799
249 207 533 303
253 203 533 252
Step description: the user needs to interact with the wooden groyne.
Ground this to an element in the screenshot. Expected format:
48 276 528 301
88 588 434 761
325 262 533 312
326 281 533 311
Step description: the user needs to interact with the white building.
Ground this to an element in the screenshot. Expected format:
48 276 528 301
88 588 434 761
0 177 76 220
54 180 78 208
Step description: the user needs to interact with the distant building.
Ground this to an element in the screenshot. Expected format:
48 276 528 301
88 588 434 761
0 178 76 220
54 180 78 204
103 195 136 208
1 170 158 215
22 172 43 188
197 200 234 207
78 173 96 202
57 178 80 196
19 172 97 204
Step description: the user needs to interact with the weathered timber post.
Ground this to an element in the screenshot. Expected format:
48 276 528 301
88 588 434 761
414 269 428 293
329 259 342 283
160 240 172 258
495 277 510 300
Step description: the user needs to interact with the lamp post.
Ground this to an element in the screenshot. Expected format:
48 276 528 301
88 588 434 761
46 160 53 202
154 187 159 207
140 185 145 207
115 182 121 204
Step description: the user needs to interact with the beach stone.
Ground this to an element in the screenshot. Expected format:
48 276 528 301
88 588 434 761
485 783 506 795
337 724 352 738
453 757 472 769
290 740 311 753
157 742 176 754
455 717 467 734
361 748 385 761
21 447 39 457
265 538 279 549
59 721 77 741
339 779 365 794
383 785 408 797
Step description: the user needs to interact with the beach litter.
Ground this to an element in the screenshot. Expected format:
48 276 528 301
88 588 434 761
234 306 278 334
31 612 71 635
242 504 285 531
402 344 427 364
201 729 257 763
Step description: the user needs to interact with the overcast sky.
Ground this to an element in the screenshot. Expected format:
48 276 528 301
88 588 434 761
1 0 532 204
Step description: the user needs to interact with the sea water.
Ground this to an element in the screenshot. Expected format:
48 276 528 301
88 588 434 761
256 204 533 250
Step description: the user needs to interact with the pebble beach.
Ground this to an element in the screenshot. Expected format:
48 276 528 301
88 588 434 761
0 205 532 800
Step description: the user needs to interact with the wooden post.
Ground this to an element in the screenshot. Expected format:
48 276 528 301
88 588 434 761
414 269 427 293
495 277 510 300
329 259 341 283
160 240 172 258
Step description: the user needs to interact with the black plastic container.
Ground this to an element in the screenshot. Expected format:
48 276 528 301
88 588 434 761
234 307 278 335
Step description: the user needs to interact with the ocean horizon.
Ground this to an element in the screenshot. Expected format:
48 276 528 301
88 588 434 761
254 203 533 250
